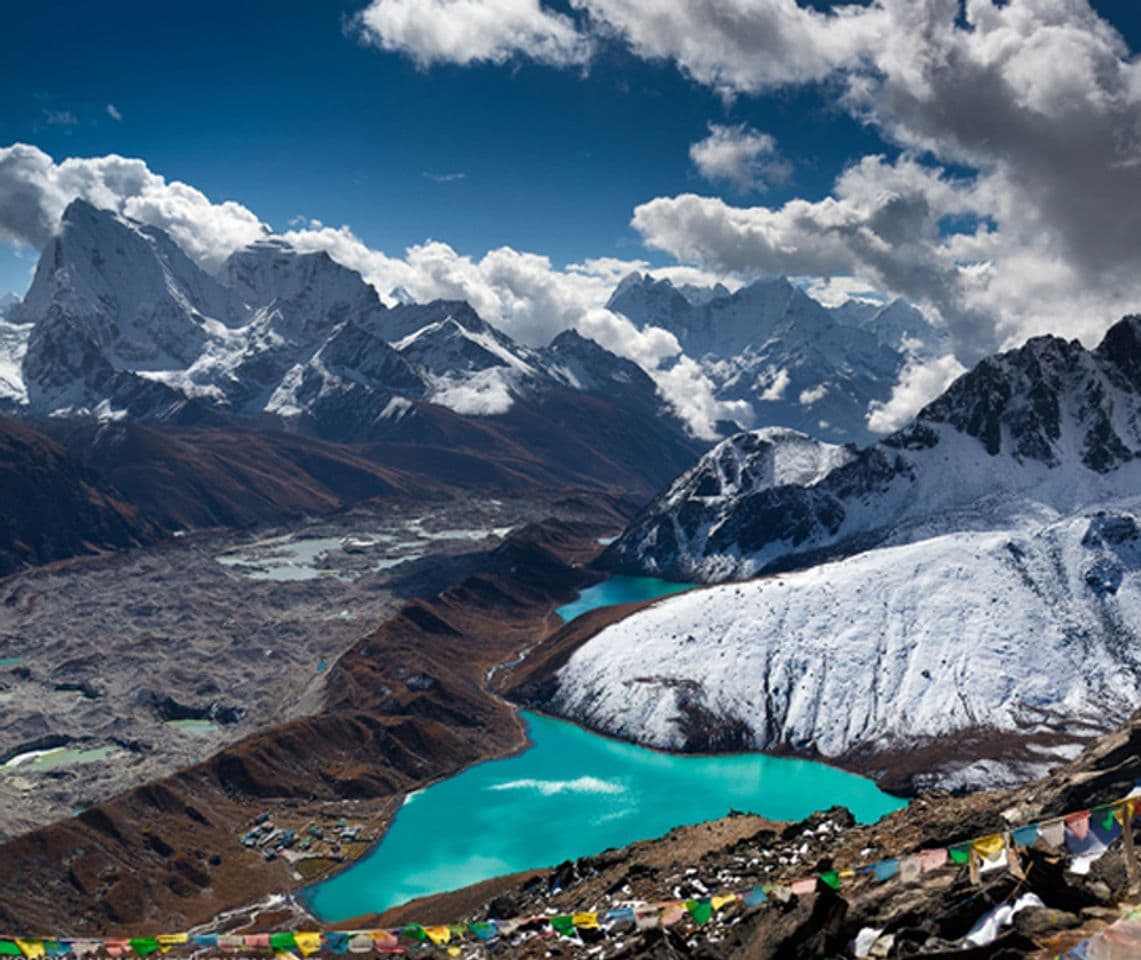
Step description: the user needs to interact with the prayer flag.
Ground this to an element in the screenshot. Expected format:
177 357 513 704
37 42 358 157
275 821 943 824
920 849 948 873
422 928 450 947
128 940 158 958
293 933 322 957
1040 820 1065 848
1065 811 1091 842
873 859 899 881
468 923 496 943
572 913 598 930
269 935 296 952
549 917 576 938
711 895 737 912
741 888 767 908
819 871 841 890
1012 824 1039 847
686 900 713 926
972 835 1005 862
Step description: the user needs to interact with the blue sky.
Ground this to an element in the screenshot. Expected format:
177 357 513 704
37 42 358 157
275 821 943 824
4 0 1141 398
2 0 894 295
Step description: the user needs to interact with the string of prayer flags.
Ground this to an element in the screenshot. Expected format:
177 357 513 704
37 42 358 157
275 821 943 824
3 795 1138 958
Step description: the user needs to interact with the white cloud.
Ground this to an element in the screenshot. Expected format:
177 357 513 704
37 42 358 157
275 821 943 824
798 384 828 406
758 367 790 402
423 171 465 182
866 353 966 434
106 104 123 122
0 144 267 272
689 123 789 192
41 109 77 128
347 0 1141 366
354 0 591 67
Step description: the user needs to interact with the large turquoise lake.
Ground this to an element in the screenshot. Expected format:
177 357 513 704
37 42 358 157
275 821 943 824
306 713 904 920
304 577 905 920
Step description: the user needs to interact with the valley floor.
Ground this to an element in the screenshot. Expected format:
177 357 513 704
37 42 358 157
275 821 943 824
0 494 607 840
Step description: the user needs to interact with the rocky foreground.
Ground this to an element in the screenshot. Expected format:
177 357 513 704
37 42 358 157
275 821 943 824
335 709 1141 958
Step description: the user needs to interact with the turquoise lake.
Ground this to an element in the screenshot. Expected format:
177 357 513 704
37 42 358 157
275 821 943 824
306 711 904 920
554 575 693 622
304 576 905 919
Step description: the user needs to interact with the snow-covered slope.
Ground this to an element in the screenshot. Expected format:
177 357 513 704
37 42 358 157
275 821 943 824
607 273 908 444
605 318 1141 582
829 297 948 356
8 200 686 440
550 508 1141 790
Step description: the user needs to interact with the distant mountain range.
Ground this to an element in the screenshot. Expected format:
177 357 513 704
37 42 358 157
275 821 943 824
607 271 946 444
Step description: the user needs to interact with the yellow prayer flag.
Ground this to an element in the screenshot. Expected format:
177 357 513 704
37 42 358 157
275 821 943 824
293 933 321 957
711 895 736 912
156 935 188 954
838 870 856 879
446 949 461 957
572 913 599 929
423 927 451 946
15 943 44 960
972 834 1004 862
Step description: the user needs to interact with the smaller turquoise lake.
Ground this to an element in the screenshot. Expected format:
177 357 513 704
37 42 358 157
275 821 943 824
554 575 693 622
306 711 904 920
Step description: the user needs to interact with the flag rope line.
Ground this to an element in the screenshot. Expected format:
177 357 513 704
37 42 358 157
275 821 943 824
2 793 1138 956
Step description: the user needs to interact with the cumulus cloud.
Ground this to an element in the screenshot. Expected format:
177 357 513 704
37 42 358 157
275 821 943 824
866 353 966 433
353 0 591 67
0 143 267 272
689 124 790 192
352 0 1141 368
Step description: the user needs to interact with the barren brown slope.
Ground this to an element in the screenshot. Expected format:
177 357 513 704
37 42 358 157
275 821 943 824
0 520 604 935
0 415 162 575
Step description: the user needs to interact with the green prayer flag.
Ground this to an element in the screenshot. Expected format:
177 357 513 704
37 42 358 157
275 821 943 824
948 844 971 864
550 916 576 937
269 933 296 951
0 943 21 957
129 940 159 958
1095 806 1116 832
401 926 427 943
819 870 841 890
686 900 713 926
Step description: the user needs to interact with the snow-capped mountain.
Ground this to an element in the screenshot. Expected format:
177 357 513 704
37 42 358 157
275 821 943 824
604 318 1141 582
545 507 1141 791
829 297 949 356
607 273 911 444
2 200 687 446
